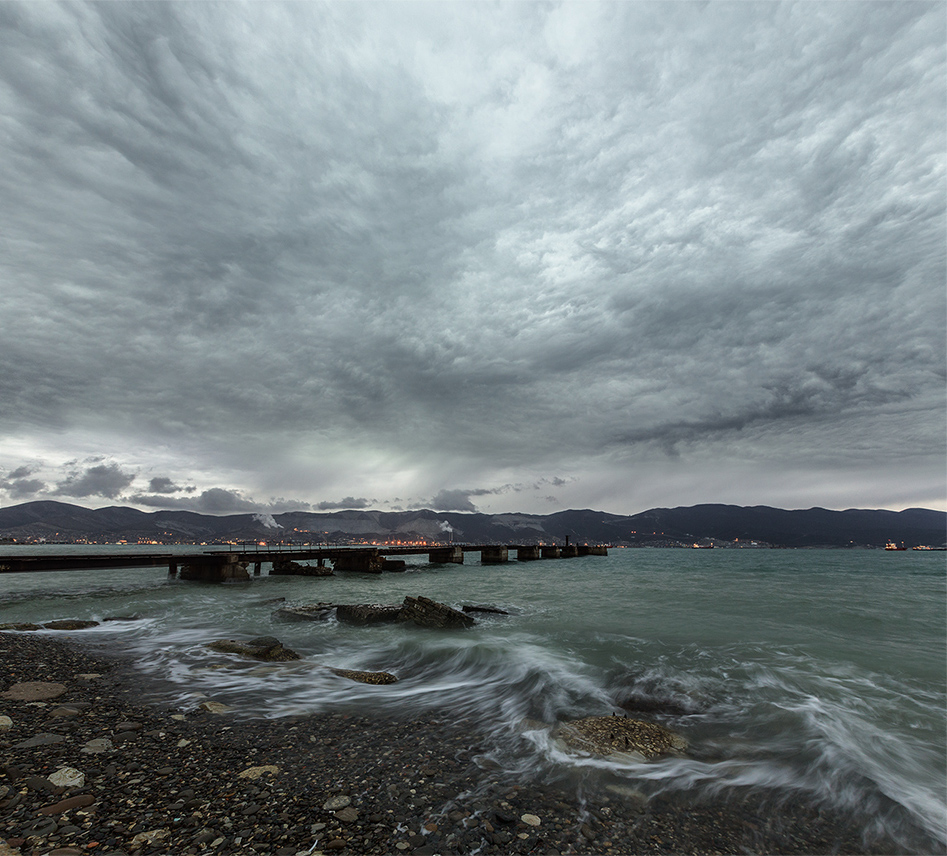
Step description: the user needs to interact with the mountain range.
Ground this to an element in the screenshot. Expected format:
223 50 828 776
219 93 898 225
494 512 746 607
0 500 944 548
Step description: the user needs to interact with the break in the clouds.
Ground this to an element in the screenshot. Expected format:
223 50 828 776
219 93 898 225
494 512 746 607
0 1 944 514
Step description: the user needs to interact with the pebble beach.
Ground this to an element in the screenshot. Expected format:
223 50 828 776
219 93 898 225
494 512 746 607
1 632 933 856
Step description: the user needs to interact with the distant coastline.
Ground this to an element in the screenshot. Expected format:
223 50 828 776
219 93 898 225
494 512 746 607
0 500 944 550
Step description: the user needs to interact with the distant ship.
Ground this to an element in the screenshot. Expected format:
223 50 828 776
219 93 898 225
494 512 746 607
884 541 907 551
692 542 714 549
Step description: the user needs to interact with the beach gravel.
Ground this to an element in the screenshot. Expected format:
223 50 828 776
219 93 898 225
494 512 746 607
0 633 936 856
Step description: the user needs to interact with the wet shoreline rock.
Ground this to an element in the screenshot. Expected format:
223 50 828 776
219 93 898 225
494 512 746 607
328 667 399 685
556 714 687 760
205 636 301 662
399 596 475 629
273 596 478 630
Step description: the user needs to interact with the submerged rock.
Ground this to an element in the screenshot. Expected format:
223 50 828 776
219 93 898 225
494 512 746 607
206 636 301 661
616 694 695 717
328 667 398 685
0 622 42 631
557 715 686 760
272 603 336 622
462 604 510 615
399 596 475 629
42 619 100 631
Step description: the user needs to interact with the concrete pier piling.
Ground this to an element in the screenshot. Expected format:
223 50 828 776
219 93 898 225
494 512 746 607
179 554 250 583
332 549 384 573
429 546 464 564
517 545 541 561
481 546 509 564
541 546 561 559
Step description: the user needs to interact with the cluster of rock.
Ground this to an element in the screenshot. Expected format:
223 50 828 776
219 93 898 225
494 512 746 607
0 615 142 633
203 636 398 685
274 595 479 629
199 596 488 686
0 620 100 632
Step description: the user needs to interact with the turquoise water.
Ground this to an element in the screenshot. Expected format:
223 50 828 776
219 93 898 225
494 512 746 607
1 547 944 848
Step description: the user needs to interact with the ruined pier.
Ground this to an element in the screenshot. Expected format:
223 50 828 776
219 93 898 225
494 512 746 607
1 543 607 582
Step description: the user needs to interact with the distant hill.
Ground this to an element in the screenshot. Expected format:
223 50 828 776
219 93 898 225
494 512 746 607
0 500 944 548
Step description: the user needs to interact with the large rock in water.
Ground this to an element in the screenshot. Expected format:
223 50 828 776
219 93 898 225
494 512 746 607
336 604 402 626
206 636 301 661
399 596 475 629
557 715 686 760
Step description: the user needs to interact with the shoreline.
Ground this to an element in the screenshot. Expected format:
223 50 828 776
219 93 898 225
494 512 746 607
1 632 940 856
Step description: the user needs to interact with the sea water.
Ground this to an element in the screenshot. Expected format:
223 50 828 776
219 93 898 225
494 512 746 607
1 546 944 848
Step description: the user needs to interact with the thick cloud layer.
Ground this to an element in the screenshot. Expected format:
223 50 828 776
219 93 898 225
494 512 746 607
1 2 944 514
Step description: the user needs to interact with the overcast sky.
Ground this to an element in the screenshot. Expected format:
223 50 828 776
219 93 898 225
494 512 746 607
1 1 944 516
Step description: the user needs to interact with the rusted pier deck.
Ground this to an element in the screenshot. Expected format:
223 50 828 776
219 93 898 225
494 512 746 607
0 543 607 581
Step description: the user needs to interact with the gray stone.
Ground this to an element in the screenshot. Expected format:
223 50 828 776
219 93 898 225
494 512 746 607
80 738 113 754
14 733 67 748
48 767 85 789
322 795 351 811
1 681 67 700
24 817 58 837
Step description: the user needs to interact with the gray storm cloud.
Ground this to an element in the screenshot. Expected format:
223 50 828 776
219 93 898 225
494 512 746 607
0 1 943 513
53 464 136 500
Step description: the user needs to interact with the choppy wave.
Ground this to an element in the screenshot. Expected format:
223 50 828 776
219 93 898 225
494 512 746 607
3 549 944 849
